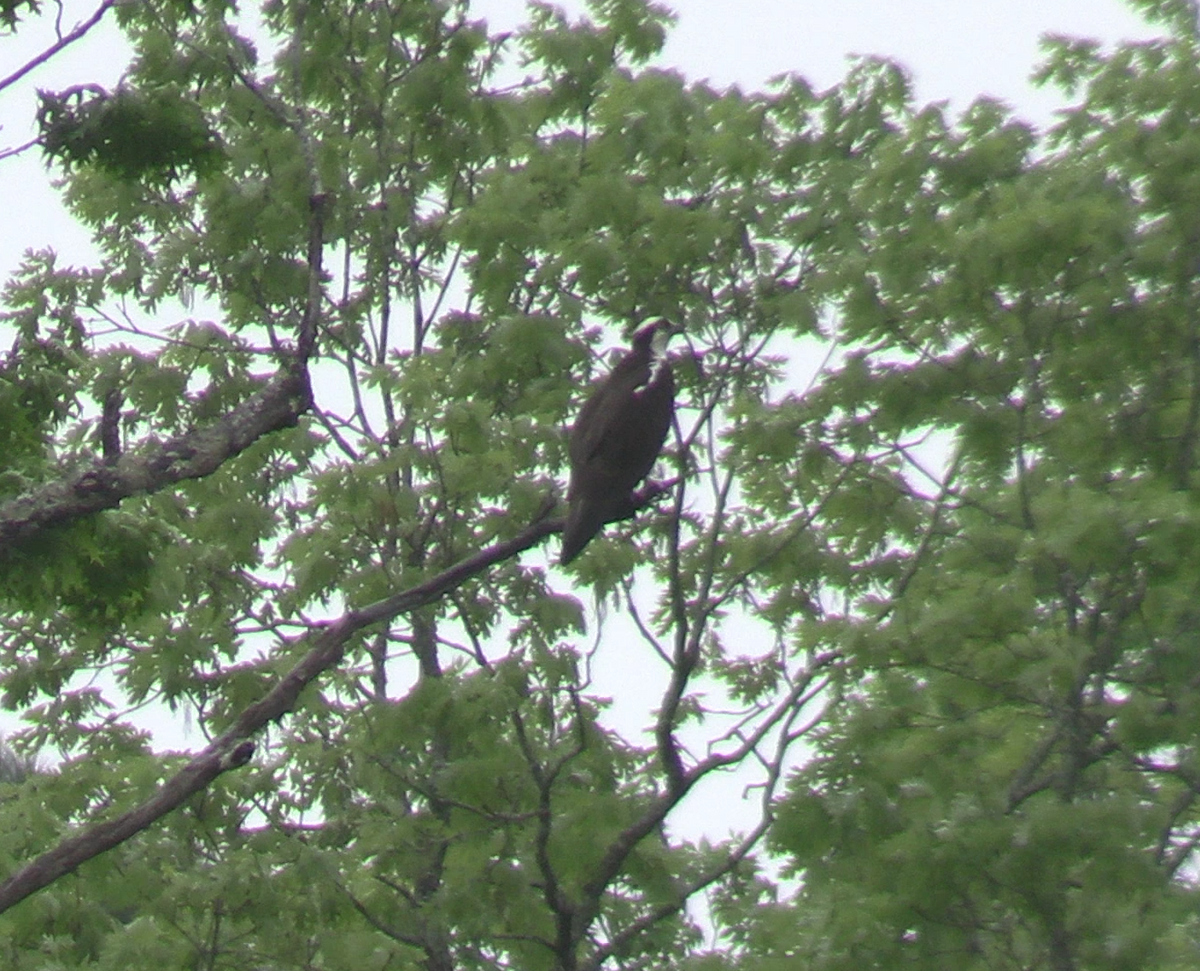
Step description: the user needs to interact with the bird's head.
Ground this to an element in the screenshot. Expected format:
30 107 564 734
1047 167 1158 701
632 319 684 363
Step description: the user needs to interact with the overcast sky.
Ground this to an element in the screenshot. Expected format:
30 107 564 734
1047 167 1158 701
479 0 1157 111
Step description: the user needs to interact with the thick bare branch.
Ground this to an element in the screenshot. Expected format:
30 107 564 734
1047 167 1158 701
0 738 254 915
0 188 332 554
0 512 562 914
0 367 312 552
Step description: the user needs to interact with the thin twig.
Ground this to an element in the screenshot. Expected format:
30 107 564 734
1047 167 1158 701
0 0 115 94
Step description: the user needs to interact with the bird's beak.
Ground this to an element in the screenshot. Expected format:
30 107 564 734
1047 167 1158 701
652 319 685 357
651 321 675 359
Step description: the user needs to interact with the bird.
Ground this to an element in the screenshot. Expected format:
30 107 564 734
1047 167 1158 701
561 320 680 565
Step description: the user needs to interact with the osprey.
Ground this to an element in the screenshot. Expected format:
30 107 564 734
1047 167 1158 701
561 320 679 565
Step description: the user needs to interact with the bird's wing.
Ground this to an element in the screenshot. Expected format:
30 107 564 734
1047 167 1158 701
568 374 674 500
568 379 623 467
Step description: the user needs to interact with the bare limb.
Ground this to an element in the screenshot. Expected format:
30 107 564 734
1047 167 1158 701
0 367 312 552
0 189 332 554
0 510 563 914
0 739 254 915
0 0 115 95
0 135 40 162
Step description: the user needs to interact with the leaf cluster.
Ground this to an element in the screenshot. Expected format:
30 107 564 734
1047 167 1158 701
38 85 223 183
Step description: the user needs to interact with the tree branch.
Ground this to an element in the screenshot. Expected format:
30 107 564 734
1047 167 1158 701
0 512 562 914
0 0 115 95
0 366 312 552
0 186 332 554
581 813 772 971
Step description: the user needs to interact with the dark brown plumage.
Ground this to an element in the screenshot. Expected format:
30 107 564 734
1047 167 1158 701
561 320 679 565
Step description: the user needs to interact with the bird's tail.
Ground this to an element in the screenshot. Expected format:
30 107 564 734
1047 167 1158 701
560 500 607 566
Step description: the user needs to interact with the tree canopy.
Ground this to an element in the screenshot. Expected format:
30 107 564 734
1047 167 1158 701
2 0 1200 968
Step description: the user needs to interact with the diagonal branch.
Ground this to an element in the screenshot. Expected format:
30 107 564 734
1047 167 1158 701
0 512 563 915
0 0 116 95
0 367 312 552
572 649 834 945
581 813 772 971
0 190 330 555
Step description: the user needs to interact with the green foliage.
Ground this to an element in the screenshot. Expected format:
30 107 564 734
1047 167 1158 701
38 86 223 183
0 254 100 488
5 1 1200 969
0 513 156 632
0 0 38 32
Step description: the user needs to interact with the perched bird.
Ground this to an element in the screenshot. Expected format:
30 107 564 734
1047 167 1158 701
561 320 680 565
